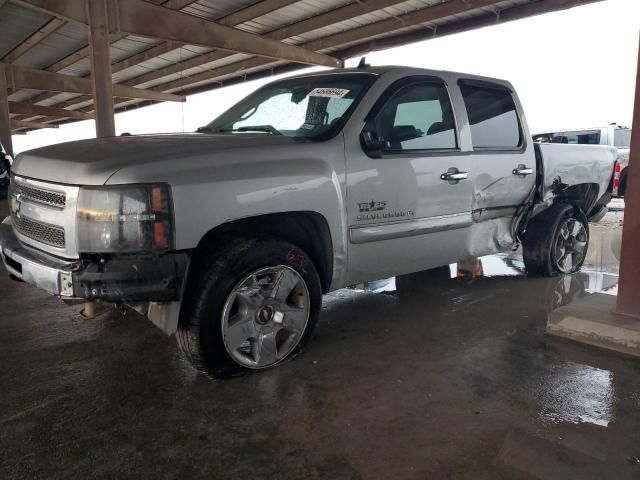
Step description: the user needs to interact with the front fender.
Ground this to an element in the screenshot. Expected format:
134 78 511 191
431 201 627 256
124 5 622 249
171 157 346 250
104 137 349 288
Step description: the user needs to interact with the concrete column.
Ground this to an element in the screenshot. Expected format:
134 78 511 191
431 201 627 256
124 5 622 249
0 63 13 157
87 0 115 138
615 37 640 319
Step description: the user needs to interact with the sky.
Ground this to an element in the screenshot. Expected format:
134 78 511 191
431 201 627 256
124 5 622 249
11 0 640 154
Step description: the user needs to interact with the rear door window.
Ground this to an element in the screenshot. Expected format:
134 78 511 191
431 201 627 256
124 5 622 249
459 82 522 149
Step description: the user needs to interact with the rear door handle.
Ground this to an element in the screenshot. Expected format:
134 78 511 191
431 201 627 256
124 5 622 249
512 164 534 177
440 167 468 183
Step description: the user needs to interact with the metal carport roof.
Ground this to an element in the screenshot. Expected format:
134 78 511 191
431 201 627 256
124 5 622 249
0 0 601 140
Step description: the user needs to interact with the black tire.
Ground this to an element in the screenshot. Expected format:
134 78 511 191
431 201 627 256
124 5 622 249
177 236 322 379
619 168 627 198
522 203 589 277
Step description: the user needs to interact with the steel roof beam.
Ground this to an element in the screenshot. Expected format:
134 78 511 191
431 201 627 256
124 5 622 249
27 0 307 113
154 0 591 95
8 101 94 119
1 17 66 63
152 0 507 93
331 0 604 60
41 0 195 74
9 0 197 122
110 0 300 75
116 0 407 90
41 0 496 110
11 119 58 129
5 64 185 102
17 0 340 67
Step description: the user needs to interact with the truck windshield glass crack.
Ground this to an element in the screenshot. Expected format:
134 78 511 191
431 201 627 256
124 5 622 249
205 73 377 141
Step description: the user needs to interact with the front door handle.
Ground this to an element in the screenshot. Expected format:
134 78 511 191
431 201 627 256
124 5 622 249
512 164 534 177
440 167 469 184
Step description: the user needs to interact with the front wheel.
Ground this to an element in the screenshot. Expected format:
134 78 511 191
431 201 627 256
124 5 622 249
177 237 322 378
523 203 589 276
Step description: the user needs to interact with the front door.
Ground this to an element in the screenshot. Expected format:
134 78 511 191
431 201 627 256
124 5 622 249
345 77 473 284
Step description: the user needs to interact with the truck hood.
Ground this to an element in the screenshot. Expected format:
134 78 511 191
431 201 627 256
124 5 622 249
13 133 307 185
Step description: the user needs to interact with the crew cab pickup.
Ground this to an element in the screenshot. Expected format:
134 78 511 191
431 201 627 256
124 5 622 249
0 66 616 378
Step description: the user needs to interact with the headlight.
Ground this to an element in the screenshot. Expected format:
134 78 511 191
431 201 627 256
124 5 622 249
77 184 173 253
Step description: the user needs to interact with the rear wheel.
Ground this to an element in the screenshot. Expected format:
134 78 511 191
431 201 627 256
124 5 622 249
523 203 589 276
177 237 322 378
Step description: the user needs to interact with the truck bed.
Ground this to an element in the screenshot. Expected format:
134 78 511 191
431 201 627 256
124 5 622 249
535 143 617 204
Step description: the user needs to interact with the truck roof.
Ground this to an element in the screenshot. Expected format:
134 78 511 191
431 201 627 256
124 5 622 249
285 65 513 88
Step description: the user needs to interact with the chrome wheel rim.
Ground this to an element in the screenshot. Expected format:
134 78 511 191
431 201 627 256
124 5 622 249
221 266 310 369
553 217 588 273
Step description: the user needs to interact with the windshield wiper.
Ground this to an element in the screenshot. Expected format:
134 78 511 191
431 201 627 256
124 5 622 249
220 125 282 135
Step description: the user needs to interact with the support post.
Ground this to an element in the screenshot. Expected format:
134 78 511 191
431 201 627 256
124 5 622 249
0 63 13 157
87 0 115 138
615 37 640 319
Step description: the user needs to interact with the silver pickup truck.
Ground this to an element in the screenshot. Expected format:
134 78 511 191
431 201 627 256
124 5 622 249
0 66 616 377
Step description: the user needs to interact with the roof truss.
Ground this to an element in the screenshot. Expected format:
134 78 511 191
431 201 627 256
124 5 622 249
16 0 340 67
4 0 605 132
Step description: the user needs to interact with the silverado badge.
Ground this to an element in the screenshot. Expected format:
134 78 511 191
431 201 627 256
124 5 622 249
358 200 386 213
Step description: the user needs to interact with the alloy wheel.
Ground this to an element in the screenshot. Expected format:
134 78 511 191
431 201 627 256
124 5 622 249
221 266 310 369
553 217 588 273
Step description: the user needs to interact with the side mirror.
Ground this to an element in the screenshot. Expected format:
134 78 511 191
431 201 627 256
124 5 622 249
360 130 386 158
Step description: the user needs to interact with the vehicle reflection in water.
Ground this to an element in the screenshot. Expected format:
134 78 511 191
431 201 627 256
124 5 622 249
350 215 624 430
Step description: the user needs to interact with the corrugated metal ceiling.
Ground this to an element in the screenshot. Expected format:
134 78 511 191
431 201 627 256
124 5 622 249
0 0 602 129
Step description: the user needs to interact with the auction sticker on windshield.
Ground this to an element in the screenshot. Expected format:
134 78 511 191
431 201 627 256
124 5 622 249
309 87 350 98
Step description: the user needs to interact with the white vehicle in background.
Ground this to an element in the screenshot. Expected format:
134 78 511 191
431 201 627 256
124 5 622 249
533 124 631 197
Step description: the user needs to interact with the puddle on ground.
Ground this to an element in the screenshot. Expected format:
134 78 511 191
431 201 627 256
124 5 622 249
537 362 615 427
349 210 625 428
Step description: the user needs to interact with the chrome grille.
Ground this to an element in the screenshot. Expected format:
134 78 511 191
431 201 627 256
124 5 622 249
10 175 79 258
13 183 66 208
11 213 66 248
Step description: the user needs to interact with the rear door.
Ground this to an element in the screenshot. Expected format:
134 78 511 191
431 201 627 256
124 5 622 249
457 80 536 255
345 76 473 284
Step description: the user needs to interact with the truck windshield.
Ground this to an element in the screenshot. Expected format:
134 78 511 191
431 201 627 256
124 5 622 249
204 73 377 140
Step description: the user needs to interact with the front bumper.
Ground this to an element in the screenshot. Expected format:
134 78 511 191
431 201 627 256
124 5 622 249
0 217 76 296
0 217 189 302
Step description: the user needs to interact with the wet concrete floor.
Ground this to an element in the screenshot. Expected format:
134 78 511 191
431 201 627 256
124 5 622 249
1 206 639 479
